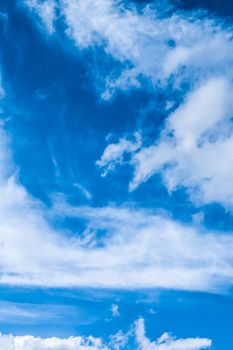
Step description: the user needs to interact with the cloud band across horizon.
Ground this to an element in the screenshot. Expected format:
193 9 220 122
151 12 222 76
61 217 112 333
0 318 212 350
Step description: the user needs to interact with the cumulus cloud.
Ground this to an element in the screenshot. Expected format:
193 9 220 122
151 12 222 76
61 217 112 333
0 318 212 350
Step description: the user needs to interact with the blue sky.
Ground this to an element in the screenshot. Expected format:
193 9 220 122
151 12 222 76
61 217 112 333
0 0 233 349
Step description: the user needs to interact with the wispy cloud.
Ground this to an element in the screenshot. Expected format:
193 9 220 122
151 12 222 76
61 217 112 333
49 1 229 209
5 0 231 290
0 137 232 291
25 0 56 34
0 301 79 325
3 1 232 345
25 0 233 94
24 0 233 210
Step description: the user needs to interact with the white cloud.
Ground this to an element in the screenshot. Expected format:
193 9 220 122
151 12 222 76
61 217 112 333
96 132 141 176
0 318 212 350
135 318 211 350
0 68 231 293
24 0 233 210
0 333 108 350
129 77 233 209
25 0 56 34
98 77 233 209
37 0 233 96
74 183 93 200
0 121 232 291
0 301 81 325
2 1 233 291
1 170 233 292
